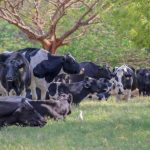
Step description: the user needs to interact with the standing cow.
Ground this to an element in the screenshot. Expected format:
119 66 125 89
0 52 31 96
111 65 136 101
17 48 80 100
69 62 112 83
136 68 150 96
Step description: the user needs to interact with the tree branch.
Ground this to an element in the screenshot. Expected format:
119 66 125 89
60 0 99 41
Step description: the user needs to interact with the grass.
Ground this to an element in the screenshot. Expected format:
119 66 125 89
0 97 150 150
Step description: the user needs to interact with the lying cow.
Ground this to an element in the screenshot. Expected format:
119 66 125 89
0 52 31 96
29 93 72 120
0 97 46 127
111 65 137 101
17 48 80 100
136 68 150 96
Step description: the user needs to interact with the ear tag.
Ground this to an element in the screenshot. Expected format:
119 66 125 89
19 68 23 72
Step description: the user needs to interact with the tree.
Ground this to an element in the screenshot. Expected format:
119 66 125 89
0 0 105 54
108 0 150 49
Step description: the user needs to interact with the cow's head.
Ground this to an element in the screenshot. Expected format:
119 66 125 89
83 77 100 93
62 53 80 74
97 78 113 93
137 68 150 85
98 65 112 79
14 98 46 127
4 53 25 82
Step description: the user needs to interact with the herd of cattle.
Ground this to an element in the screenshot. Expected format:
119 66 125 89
0 47 149 127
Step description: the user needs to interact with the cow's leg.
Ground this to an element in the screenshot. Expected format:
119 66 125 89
41 89 47 100
21 88 26 97
48 108 64 120
126 89 131 101
0 116 17 127
116 94 121 102
9 89 16 96
35 78 48 100
30 80 37 100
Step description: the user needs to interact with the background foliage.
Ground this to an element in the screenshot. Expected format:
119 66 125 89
0 0 149 67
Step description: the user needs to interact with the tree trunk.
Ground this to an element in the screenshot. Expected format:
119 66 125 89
40 38 63 54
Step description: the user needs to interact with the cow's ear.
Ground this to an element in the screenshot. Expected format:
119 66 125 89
15 107 22 114
16 60 24 68
63 55 66 61
84 76 89 81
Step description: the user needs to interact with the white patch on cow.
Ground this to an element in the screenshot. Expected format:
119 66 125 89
0 82 7 96
23 49 49 100
30 49 48 69
49 82 61 99
86 93 98 100
9 89 16 96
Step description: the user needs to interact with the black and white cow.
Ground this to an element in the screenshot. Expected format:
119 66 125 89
26 76 109 105
51 77 108 104
17 48 80 100
0 52 31 96
136 68 150 96
110 65 136 101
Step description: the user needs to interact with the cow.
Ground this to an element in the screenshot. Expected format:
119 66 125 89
0 52 31 96
54 62 112 84
26 76 109 105
29 93 72 120
110 65 137 101
0 97 46 127
17 48 80 100
78 62 112 80
65 76 109 105
136 68 150 96
54 68 85 83
86 78 112 101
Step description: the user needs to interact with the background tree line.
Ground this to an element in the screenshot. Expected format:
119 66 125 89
0 0 149 67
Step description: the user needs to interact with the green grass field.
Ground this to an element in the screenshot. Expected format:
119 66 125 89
0 97 150 150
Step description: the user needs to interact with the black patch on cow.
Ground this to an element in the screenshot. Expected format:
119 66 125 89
18 48 39 62
33 56 63 82
48 83 57 96
0 53 11 62
58 83 69 95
